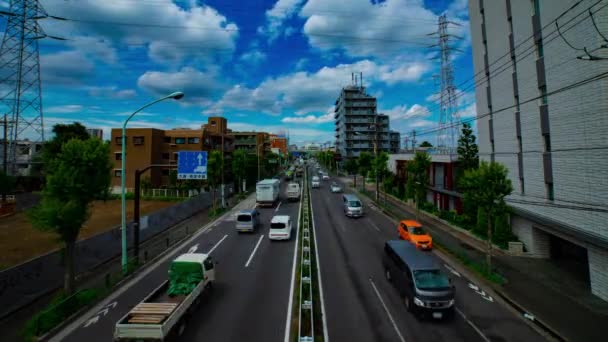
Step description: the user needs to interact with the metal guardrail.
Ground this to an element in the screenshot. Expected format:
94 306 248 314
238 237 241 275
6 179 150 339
298 169 314 342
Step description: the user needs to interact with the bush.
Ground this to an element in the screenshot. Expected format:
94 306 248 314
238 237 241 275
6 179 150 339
474 207 488 237
397 181 406 200
493 211 517 249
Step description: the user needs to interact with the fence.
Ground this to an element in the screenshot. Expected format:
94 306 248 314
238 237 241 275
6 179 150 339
0 188 233 320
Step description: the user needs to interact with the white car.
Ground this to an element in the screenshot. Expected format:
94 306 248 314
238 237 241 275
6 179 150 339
269 215 292 241
330 182 342 193
311 176 320 188
322 174 330 181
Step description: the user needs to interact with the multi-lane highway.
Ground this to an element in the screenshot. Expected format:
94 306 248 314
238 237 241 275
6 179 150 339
51 166 546 342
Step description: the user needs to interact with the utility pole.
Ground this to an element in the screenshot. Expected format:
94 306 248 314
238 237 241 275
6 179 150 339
373 113 379 202
2 114 7 203
220 125 225 208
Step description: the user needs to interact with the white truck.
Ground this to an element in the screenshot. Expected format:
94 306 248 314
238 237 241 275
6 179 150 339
286 182 300 201
113 253 215 341
256 178 280 207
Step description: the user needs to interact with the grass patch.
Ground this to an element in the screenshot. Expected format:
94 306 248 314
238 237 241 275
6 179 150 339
208 207 227 218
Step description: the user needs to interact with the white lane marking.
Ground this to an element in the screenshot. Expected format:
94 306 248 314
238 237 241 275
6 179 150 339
187 244 199 253
368 220 381 232
83 301 117 328
456 308 491 342
275 201 282 212
208 234 229 255
245 235 265 268
444 264 462 278
283 185 303 342
468 283 494 302
309 179 330 342
369 278 406 342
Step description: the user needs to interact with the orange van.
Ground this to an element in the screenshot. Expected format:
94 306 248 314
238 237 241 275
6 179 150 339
397 220 433 250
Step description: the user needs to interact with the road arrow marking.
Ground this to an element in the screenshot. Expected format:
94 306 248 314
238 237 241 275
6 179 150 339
444 264 462 277
187 244 199 253
83 316 99 328
468 282 494 302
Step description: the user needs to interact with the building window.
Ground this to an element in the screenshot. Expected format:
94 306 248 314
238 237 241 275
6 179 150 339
175 137 185 144
210 120 216 126
544 134 551 151
162 153 170 159
114 169 121 177
115 136 123 145
161 169 170 176
520 179 525 195
115 152 122 161
188 137 200 144
547 182 554 201
133 136 144 145
163 136 171 143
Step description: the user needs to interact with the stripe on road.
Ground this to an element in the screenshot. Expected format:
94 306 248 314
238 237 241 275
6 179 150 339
245 235 265 268
368 220 381 232
208 234 228 255
369 278 406 342
456 308 491 342
275 201 282 212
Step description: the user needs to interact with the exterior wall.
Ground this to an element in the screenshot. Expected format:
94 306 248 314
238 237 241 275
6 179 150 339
589 246 608 301
511 214 551 258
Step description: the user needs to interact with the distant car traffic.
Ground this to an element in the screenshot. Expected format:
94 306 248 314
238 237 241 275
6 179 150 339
269 215 292 240
398 220 433 250
322 174 330 181
330 182 342 193
311 176 320 188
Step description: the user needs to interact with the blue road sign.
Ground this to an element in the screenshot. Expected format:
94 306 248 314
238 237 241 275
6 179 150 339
177 151 207 180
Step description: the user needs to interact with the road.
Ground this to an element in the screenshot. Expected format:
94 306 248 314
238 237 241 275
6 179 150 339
51 180 300 342
310 167 545 342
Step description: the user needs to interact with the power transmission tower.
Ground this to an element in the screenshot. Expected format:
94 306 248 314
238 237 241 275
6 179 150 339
0 0 61 174
429 14 461 152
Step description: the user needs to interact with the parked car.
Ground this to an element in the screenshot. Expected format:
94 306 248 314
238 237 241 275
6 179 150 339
330 182 342 193
382 240 454 320
269 215 292 241
311 176 320 188
397 220 433 250
235 209 260 233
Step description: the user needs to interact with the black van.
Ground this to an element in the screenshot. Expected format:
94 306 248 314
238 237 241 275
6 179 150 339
382 240 455 320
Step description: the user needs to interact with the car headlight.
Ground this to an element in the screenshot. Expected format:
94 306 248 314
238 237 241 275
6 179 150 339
413 297 425 307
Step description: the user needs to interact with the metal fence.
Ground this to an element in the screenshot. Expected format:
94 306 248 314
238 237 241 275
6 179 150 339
298 171 314 341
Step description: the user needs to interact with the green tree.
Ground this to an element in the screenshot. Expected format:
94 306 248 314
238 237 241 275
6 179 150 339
406 176 415 200
457 122 479 171
408 151 431 218
344 158 359 187
232 149 247 193
0 170 15 201
42 122 90 165
28 138 112 294
357 152 373 186
207 150 222 211
168 169 178 189
397 180 406 200
419 141 433 148
460 161 513 272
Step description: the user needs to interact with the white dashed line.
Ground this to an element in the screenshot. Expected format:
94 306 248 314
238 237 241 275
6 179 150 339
369 278 406 342
456 308 491 342
245 235 264 268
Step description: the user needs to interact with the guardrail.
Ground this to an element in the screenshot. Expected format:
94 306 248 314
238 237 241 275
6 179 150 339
298 169 314 342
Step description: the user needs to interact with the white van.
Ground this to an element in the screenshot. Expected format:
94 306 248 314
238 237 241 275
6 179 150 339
311 176 320 188
269 215 292 241
286 182 301 201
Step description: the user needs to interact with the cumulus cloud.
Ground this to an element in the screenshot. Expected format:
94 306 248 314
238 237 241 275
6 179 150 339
282 111 333 124
41 51 94 85
45 105 84 114
41 0 239 65
137 67 225 105
88 86 137 99
213 58 429 115
240 50 267 65
384 104 431 121
258 0 306 42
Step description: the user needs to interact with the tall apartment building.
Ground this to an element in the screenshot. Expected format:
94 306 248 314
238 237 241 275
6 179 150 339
110 117 234 191
0 139 42 176
334 85 400 158
231 131 270 155
269 134 288 156
86 128 104 139
469 0 608 300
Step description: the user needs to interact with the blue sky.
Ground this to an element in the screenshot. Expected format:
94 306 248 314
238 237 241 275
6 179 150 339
1 0 476 147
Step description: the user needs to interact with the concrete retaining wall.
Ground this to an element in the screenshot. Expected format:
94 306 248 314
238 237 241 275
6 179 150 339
0 189 230 319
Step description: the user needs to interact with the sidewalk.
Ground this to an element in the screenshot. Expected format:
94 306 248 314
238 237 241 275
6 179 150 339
342 177 608 342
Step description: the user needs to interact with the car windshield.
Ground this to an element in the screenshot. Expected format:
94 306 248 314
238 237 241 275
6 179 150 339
409 226 426 235
237 214 252 222
413 270 450 290
332 183 338 187
270 222 286 229
348 201 361 208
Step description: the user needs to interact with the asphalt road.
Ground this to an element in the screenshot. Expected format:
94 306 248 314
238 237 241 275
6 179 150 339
51 181 300 342
309 167 545 342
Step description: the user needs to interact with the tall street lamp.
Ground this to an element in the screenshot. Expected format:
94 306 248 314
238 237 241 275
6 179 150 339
121 91 184 273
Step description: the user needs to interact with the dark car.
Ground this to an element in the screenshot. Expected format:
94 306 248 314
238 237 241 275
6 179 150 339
382 240 455 320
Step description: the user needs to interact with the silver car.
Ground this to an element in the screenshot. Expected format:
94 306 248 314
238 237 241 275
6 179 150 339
330 182 342 193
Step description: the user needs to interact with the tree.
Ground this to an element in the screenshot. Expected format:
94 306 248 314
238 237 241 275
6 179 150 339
408 151 431 218
231 149 247 193
460 161 513 272
357 152 372 186
0 170 15 201
372 152 389 179
207 150 222 211
457 122 479 171
344 158 359 187
419 141 433 148
28 138 112 294
42 122 90 165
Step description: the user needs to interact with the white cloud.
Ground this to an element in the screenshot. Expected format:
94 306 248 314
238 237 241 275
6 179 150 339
88 86 137 99
66 36 118 64
41 0 239 65
459 103 477 118
383 104 431 121
45 105 84 113
282 111 333 124
41 51 94 85
137 67 225 105
229 122 333 144
213 58 429 115
259 0 306 42
240 50 267 65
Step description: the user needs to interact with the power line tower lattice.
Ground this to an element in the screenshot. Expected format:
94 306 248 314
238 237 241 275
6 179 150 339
0 0 54 174
429 14 462 152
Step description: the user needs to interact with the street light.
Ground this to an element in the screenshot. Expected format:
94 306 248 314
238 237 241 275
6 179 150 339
121 91 184 273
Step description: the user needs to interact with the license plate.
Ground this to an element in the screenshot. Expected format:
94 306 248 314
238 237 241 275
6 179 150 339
432 312 443 319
